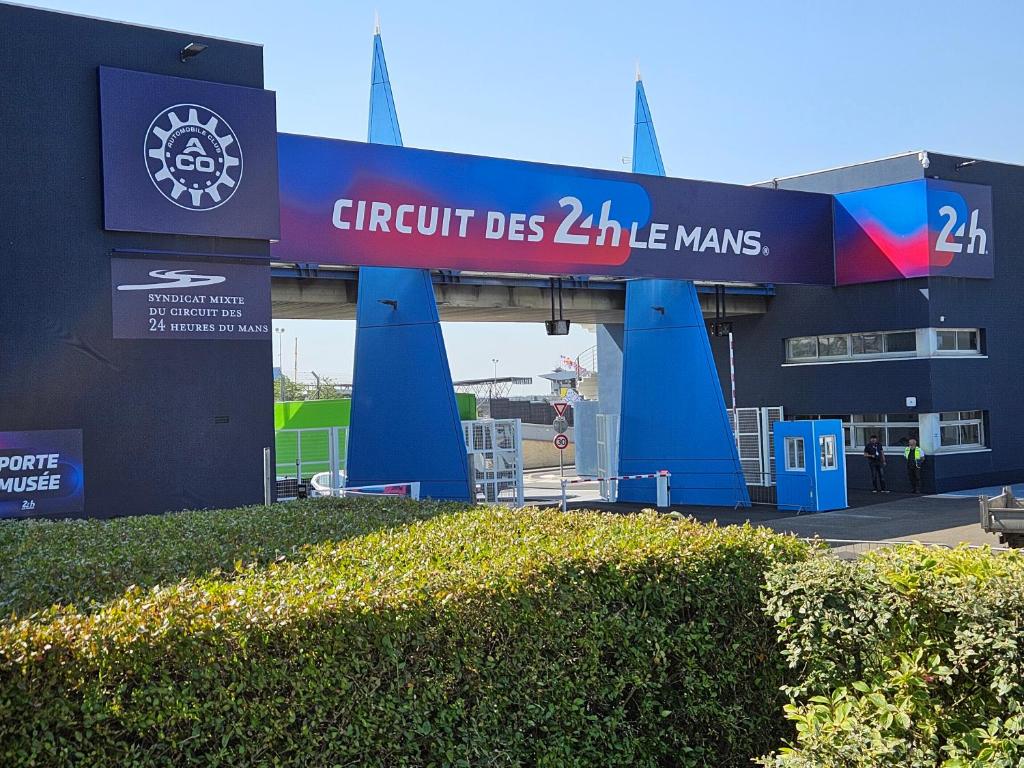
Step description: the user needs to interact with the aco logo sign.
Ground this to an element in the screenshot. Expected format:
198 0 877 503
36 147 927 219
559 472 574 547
100 67 279 240
145 104 242 210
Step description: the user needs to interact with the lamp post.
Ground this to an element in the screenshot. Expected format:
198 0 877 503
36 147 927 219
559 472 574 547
275 327 286 401
490 358 498 405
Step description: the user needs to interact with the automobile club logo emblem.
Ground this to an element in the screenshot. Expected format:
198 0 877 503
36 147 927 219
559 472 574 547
144 104 242 210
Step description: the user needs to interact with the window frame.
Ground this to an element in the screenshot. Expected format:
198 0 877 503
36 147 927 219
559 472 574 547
784 329 919 363
784 436 806 472
934 328 981 356
939 410 986 449
819 434 838 471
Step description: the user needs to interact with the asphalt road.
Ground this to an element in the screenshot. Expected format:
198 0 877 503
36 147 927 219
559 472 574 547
524 469 1003 548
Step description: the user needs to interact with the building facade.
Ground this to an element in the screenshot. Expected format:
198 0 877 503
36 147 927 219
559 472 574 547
710 152 1022 494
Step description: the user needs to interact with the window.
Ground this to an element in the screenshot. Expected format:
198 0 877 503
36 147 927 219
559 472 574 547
818 335 849 357
787 337 818 360
785 330 917 362
852 333 883 355
939 411 985 448
799 413 919 450
819 435 837 470
885 332 917 353
793 412 987 453
785 437 805 471
935 329 981 354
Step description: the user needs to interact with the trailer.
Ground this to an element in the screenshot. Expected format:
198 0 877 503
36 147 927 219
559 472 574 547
979 486 1024 548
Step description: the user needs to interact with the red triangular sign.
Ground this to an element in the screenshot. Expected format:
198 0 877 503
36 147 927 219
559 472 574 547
553 402 568 418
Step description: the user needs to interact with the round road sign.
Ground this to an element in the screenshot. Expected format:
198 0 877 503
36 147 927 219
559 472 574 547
553 434 569 450
552 416 568 434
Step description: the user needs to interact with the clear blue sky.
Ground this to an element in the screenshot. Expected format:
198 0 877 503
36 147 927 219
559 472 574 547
30 0 1024 391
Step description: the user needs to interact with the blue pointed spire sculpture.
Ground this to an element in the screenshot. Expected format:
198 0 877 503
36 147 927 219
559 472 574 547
632 73 666 176
616 73 750 507
346 26 472 500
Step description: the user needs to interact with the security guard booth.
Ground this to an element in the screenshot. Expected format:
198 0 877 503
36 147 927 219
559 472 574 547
774 420 848 512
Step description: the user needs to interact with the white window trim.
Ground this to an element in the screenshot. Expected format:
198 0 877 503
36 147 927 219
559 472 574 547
937 411 986 450
819 435 838 471
782 327 983 366
782 355 989 368
933 327 982 355
784 437 805 472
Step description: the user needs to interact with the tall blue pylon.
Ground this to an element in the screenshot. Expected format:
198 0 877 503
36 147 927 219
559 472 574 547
616 72 750 507
345 24 472 500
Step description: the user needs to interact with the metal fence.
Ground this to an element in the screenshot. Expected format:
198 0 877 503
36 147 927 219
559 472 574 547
463 419 524 506
729 406 784 486
595 413 620 501
274 426 348 499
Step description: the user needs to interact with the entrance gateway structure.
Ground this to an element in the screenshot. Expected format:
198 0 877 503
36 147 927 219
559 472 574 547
0 4 999 518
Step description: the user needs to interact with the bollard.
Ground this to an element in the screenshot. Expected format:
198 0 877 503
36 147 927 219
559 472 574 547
656 470 670 509
263 447 272 506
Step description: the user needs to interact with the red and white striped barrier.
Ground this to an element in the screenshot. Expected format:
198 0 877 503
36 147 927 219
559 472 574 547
560 471 671 511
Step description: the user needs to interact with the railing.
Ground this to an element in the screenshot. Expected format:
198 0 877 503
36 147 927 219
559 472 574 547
275 427 348 500
574 344 598 380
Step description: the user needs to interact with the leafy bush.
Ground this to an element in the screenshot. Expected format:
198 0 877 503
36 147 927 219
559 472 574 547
0 497 455 619
760 545 1024 767
0 504 806 767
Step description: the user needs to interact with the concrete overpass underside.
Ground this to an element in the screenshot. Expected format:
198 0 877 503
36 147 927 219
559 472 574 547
271 267 772 323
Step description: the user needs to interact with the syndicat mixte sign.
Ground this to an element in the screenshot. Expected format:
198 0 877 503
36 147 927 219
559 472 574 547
111 258 270 340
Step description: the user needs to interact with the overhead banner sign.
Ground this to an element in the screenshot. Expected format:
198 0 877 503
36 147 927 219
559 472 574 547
99 67 281 240
274 135 836 285
834 179 994 285
111 257 271 340
0 429 84 517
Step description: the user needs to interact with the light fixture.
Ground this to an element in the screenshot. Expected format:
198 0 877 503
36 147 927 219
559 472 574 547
545 278 571 336
180 42 208 62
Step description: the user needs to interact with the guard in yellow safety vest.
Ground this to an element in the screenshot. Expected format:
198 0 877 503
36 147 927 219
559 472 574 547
904 439 926 494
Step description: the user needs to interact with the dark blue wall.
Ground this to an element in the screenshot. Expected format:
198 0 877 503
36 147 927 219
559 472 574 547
0 4 274 517
711 153 1024 493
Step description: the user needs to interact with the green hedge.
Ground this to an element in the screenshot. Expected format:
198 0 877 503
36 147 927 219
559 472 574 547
0 498 456 619
0 504 807 767
760 545 1024 767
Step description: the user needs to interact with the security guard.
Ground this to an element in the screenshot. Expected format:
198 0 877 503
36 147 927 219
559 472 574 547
862 434 888 493
904 438 926 493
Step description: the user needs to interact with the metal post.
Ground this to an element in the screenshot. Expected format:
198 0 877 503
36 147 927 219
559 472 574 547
656 470 670 509
263 447 272 506
728 330 737 416
560 478 568 512
559 446 564 478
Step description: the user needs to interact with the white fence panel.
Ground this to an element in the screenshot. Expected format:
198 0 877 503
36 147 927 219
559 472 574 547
595 413 620 502
463 419 524 506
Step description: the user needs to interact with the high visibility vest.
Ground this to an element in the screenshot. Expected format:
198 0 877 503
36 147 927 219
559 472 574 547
904 446 925 462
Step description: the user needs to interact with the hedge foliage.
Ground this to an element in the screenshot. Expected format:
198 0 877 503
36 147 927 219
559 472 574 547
0 498 454 619
760 545 1024 767
0 503 807 767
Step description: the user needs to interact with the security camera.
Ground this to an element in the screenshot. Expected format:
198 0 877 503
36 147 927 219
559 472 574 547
918 151 930 169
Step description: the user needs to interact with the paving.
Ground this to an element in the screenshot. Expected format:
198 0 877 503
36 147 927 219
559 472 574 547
523 468 1005 548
